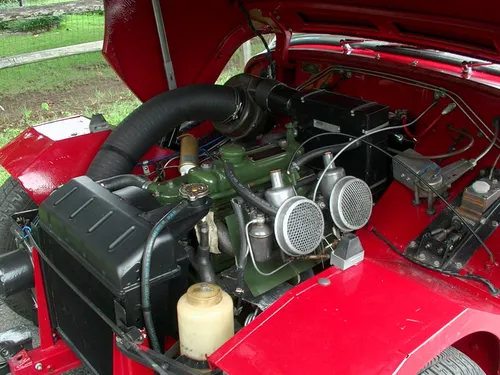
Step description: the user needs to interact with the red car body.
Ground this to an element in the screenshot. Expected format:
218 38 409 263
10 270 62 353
1 1 500 374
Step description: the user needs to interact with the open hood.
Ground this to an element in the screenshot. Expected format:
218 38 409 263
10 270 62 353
103 0 500 101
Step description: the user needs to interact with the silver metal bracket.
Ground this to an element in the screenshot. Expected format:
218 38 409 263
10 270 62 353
330 233 365 271
152 0 177 89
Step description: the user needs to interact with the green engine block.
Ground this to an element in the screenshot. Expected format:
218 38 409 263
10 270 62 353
147 128 302 205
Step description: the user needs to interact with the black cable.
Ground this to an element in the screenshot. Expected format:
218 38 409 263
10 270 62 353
371 229 499 297
388 125 475 160
489 152 500 180
237 0 275 79
293 142 357 168
25 233 171 375
287 132 358 172
142 200 189 353
224 162 278 216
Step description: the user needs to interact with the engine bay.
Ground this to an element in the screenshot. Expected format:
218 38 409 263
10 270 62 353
9 66 500 374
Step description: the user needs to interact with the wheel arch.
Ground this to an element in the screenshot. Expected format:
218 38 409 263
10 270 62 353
452 331 500 375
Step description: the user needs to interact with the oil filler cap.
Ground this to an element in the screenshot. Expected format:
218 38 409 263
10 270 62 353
179 183 209 201
472 180 491 194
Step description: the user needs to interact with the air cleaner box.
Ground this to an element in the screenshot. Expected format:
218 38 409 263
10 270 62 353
296 91 390 197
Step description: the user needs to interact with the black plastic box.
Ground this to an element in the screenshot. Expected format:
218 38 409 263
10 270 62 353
296 91 390 197
38 176 208 374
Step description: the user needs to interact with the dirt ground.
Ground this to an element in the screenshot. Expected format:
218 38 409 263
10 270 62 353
0 77 130 130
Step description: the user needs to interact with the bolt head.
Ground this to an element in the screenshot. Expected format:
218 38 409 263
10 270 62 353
456 262 463 269
278 139 288 148
433 261 440 267
409 241 417 248
35 363 43 371
317 278 330 286
492 221 499 228
418 253 426 260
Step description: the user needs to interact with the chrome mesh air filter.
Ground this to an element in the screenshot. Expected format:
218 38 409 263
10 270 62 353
274 196 325 256
329 176 372 232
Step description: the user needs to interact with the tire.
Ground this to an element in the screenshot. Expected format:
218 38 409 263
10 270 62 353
0 177 37 323
419 347 486 375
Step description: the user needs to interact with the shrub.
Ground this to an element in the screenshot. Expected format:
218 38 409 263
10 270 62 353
4 16 63 33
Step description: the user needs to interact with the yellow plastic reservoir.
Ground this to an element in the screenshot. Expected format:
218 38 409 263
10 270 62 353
177 283 234 361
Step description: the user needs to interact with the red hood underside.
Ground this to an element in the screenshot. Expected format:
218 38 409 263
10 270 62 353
103 0 500 101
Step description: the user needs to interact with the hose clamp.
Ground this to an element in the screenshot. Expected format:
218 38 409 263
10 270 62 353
220 88 243 124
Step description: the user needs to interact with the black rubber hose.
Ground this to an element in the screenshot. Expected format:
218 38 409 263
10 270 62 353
87 85 242 180
293 142 358 168
196 221 216 283
294 174 317 189
231 197 248 291
97 174 148 191
142 200 189 353
215 219 235 257
224 163 278 217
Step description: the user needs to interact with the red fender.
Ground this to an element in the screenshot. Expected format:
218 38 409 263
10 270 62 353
0 117 110 204
209 249 500 375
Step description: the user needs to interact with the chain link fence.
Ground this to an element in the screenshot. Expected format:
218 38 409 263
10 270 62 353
0 0 104 58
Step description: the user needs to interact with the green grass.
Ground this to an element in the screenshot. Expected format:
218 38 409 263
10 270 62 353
0 52 116 95
0 128 23 184
0 13 104 57
0 16 63 33
0 51 139 185
83 90 140 126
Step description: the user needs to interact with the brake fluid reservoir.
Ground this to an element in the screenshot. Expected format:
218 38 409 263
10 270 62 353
177 283 234 361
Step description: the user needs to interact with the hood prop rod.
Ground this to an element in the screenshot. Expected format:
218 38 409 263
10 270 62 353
152 0 177 90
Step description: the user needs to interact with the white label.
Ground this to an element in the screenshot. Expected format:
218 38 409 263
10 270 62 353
313 119 340 133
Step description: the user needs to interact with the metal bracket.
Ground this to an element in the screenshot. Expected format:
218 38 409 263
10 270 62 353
263 12 293 80
0 326 32 368
152 0 177 89
330 233 365 271
89 114 110 133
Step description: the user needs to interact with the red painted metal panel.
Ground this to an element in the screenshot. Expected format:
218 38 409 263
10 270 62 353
209 260 500 375
101 0 500 101
112 337 154 375
8 343 80 375
0 118 110 204
2 35 500 375
32 250 56 349
7 250 81 375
